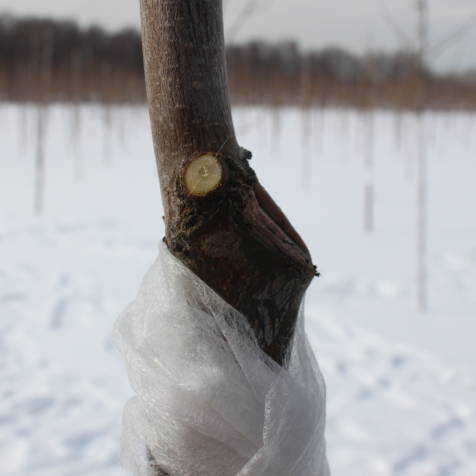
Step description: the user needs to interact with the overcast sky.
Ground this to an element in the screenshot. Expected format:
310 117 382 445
1 0 476 71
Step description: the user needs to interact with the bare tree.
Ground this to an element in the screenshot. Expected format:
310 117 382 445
34 25 53 214
361 52 378 235
382 0 476 312
416 0 429 313
139 0 315 472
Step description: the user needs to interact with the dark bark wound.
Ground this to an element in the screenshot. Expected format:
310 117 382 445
139 0 316 473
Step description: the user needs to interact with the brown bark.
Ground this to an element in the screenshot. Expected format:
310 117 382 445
140 0 316 472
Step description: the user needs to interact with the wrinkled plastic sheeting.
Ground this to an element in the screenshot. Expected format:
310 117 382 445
114 243 330 476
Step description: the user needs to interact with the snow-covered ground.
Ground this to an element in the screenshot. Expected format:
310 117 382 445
1 104 475 475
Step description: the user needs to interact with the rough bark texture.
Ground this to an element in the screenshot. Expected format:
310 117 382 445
140 0 316 472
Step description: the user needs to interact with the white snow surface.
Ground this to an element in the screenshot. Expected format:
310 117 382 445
0 104 475 476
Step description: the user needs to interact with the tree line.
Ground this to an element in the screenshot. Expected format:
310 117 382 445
1 14 475 109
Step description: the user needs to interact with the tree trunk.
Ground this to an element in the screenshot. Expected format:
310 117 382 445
139 0 316 472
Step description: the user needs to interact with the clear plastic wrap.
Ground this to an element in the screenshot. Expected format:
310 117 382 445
113 243 330 476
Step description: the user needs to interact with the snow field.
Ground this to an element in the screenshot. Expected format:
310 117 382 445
0 104 475 475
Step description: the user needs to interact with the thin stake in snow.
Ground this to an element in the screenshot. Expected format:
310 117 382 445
34 106 47 214
363 108 375 235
